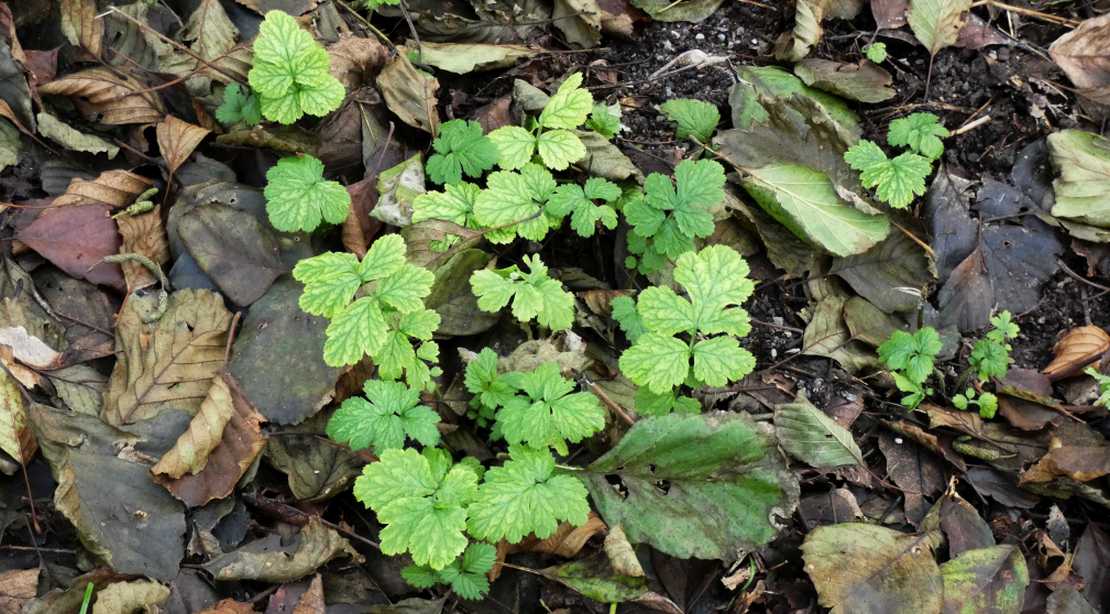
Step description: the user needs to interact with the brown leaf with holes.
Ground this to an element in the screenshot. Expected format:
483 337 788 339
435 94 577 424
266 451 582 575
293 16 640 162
117 205 169 291
105 289 232 426
38 67 165 125
156 372 266 507
59 0 103 57
151 374 235 479
54 169 155 208
156 116 210 175
16 202 125 290
1043 325 1110 380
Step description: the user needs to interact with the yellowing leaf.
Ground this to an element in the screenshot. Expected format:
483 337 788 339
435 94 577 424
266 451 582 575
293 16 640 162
908 0 973 56
0 368 36 466
59 0 103 57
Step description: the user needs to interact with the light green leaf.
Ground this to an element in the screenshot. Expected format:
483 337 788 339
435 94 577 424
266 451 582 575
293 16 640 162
264 154 351 232
741 163 890 257
495 363 605 455
323 296 387 366
293 252 362 318
215 83 261 127
908 0 973 56
1048 129 1110 229
468 445 590 543
426 119 499 185
488 125 536 170
618 332 690 394
248 10 345 124
691 336 754 387
844 140 931 209
538 72 593 130
412 182 481 227
469 255 574 331
327 379 441 453
536 129 586 170
888 112 948 160
660 98 720 142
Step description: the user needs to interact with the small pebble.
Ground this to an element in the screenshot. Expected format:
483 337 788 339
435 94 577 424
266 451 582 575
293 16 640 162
695 33 705 41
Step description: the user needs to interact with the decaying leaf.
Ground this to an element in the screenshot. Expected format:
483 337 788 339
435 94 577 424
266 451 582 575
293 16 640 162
1043 326 1110 380
36 110 119 158
157 116 211 176
495 512 608 579
202 518 362 582
264 413 363 501
802 523 943 614
603 525 644 578
156 373 267 508
775 394 863 469
104 289 232 426
541 554 682 612
0 326 62 371
59 0 103 57
629 0 725 22
1050 13 1110 104
0 367 36 467
409 41 538 74
939 545 1029 613
53 169 155 208
16 202 125 290
91 579 170 614
584 412 798 562
377 55 439 135
116 205 170 292
0 568 39 613
794 59 896 103
38 67 165 125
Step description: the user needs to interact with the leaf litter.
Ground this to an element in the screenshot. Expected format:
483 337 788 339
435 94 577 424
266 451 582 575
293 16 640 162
0 1 1109 612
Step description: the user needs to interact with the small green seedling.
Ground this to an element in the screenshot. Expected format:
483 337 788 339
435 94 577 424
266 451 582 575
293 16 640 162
264 154 351 232
215 83 261 127
864 42 888 64
660 98 720 144
402 542 497 600
248 11 346 124
969 311 1018 382
469 254 575 331
426 119 499 186
953 387 999 419
878 327 942 409
586 103 621 139
489 72 593 171
845 112 948 209
326 379 441 453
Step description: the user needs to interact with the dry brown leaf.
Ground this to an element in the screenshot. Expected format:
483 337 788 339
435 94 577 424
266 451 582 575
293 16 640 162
1051 13 1110 101
1021 445 1110 484
0 367 36 466
156 116 211 175
198 599 255 614
0 568 40 613
54 169 154 208
105 289 232 426
0 326 62 371
292 575 325 614
156 372 266 507
341 176 381 258
59 0 103 57
492 513 606 580
1043 325 1110 380
151 374 235 479
38 67 165 125
376 55 440 135
328 36 388 90
604 525 644 577
116 205 169 291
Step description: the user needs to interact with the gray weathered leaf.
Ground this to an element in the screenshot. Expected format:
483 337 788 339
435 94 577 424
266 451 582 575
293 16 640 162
775 394 863 469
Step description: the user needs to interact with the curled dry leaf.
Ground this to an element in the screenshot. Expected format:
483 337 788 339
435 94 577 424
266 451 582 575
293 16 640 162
54 169 154 208
604 525 645 577
59 0 103 57
1042 325 1110 380
493 513 607 580
116 206 170 292
156 373 267 508
38 67 164 125
151 373 236 479
1050 13 1110 104
327 36 388 90
157 116 211 176
376 54 440 135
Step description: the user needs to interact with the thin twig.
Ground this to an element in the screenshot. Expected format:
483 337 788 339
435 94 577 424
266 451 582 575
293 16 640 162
970 0 1080 28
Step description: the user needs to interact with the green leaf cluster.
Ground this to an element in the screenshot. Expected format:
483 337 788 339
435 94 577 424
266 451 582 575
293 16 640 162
470 254 575 331
402 543 496 600
264 154 350 232
618 245 756 414
215 83 261 127
877 327 941 409
489 361 604 455
952 387 999 419
489 72 593 171
624 159 726 274
354 445 589 574
969 310 1018 382
586 103 621 139
326 379 441 453
844 112 948 209
426 119 499 186
247 10 346 124
292 234 442 388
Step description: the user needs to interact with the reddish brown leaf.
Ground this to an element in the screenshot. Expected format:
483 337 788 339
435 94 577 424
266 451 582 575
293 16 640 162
341 177 381 258
38 67 165 125
156 116 211 175
16 202 124 289
156 373 266 507
1043 326 1110 380
23 48 58 88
